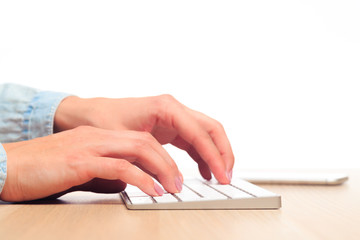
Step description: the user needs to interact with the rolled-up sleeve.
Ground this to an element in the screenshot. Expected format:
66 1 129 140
0 83 71 142
0 144 6 194
0 83 71 195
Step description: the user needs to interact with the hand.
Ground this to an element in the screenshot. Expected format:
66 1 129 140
0 126 182 202
54 95 234 184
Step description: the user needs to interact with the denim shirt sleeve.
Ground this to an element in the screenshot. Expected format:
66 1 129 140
0 83 71 195
0 144 6 195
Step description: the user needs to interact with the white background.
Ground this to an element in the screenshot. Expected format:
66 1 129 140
1 1 359 172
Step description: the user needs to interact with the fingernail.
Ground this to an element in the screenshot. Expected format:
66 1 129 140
154 182 164 196
226 169 233 182
175 176 183 192
179 173 184 183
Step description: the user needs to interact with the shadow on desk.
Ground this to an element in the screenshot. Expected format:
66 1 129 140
0 192 123 205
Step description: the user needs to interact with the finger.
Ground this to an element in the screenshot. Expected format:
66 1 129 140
132 162 185 186
167 106 230 184
86 157 164 196
96 130 183 193
171 136 212 180
190 110 235 174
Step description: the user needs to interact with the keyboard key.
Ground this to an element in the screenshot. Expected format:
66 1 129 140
125 185 148 198
174 185 202 202
207 183 254 199
183 178 204 185
153 194 179 203
185 182 228 200
129 196 154 205
231 179 277 197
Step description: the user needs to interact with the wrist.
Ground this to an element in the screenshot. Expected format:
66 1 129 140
54 96 89 132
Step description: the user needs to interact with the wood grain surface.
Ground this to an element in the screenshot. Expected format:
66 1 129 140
1 169 359 240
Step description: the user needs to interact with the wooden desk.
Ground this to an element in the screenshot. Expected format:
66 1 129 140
1 169 359 240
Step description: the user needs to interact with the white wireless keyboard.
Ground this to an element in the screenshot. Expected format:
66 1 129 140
120 178 281 210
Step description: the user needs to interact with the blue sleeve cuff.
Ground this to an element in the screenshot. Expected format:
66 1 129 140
24 91 71 140
0 84 72 143
0 143 7 195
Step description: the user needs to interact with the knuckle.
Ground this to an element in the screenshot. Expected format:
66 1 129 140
159 94 177 103
68 155 95 180
132 138 151 152
152 94 179 111
209 119 225 136
75 125 92 132
215 120 225 132
150 94 182 122
72 125 96 136
131 132 157 153
139 131 155 142
114 160 131 172
209 117 223 129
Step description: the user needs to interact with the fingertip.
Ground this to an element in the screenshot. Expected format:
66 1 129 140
154 182 164 196
213 170 232 185
179 171 184 183
226 169 233 182
175 176 183 192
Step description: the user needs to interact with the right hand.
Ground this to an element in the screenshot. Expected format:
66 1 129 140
0 126 182 202
54 95 234 185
